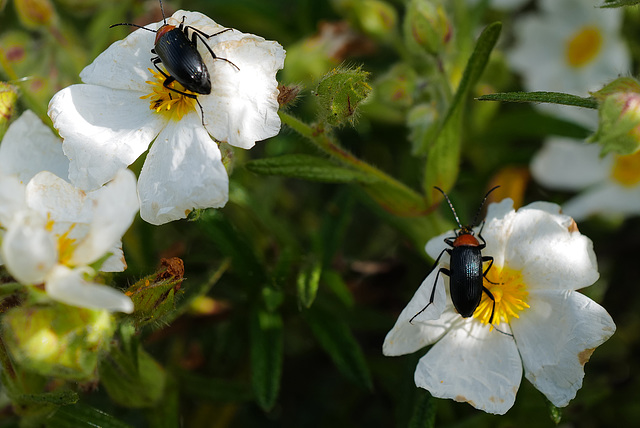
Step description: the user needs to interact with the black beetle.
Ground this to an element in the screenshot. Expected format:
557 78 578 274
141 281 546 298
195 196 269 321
410 186 500 325
110 0 239 124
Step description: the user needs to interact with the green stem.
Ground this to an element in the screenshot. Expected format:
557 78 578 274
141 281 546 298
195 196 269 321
279 111 431 216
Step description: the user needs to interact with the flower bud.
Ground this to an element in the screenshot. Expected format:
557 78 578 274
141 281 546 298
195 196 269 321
590 78 640 155
2 304 115 380
404 0 451 56
333 0 398 40
14 0 56 29
0 82 19 137
316 65 372 127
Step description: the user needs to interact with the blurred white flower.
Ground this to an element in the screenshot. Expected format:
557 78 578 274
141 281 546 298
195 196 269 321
383 199 614 414
467 0 528 11
507 0 630 127
48 10 286 225
0 111 137 312
531 137 640 221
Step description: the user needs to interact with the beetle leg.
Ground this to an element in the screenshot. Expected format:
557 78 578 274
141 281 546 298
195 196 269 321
443 235 457 247
151 59 206 125
481 286 496 324
409 249 451 324
477 221 487 250
481 255 501 285
184 26 240 71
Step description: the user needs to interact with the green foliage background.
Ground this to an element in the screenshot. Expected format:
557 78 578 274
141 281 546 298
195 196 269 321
0 0 638 427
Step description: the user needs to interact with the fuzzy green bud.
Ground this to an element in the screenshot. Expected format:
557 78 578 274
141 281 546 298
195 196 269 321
14 0 56 29
316 66 372 127
404 0 451 56
590 78 640 155
334 0 397 40
2 305 115 380
0 82 19 137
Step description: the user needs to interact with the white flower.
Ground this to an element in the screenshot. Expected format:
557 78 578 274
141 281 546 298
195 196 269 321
48 10 286 225
0 111 138 312
507 0 630 127
383 199 614 414
467 0 528 11
531 137 640 221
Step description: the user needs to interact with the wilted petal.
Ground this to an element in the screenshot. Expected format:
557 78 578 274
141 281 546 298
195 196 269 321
0 110 69 183
511 290 615 407
71 169 138 266
2 210 56 285
48 84 163 190
138 113 228 225
45 265 134 313
414 321 521 415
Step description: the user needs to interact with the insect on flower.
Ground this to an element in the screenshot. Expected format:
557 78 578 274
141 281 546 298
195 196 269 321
110 0 239 125
410 186 500 325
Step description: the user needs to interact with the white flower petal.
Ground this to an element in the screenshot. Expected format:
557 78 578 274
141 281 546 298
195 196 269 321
200 35 285 149
45 265 134 313
71 169 138 266
48 84 163 190
2 210 56 284
0 174 26 227
0 110 69 183
530 138 613 191
504 205 599 291
383 268 453 356
99 244 126 272
79 23 160 92
511 290 615 407
26 171 93 223
414 322 522 415
138 113 228 225
563 184 640 221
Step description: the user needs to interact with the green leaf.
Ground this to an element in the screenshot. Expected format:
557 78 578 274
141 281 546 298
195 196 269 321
322 269 355 308
46 404 133 428
250 309 284 411
297 259 322 309
600 0 640 7
246 154 378 183
423 22 502 200
477 91 599 109
304 306 373 390
408 390 436 428
13 390 78 406
180 373 252 402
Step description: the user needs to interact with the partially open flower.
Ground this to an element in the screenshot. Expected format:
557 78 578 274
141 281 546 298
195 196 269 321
48 10 285 224
383 199 614 414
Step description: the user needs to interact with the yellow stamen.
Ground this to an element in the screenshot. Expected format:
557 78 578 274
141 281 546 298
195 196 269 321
56 223 77 266
474 264 530 328
565 26 602 68
141 68 198 121
611 151 640 187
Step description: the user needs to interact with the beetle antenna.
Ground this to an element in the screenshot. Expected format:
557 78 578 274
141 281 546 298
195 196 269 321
158 0 167 24
471 185 500 227
109 22 157 33
434 186 463 229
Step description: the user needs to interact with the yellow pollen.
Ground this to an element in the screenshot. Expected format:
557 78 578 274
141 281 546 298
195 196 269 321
565 26 602 68
474 265 530 328
611 151 640 187
141 68 198 121
56 224 78 266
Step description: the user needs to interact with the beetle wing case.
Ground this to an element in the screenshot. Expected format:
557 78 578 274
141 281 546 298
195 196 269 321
155 28 211 94
448 246 484 317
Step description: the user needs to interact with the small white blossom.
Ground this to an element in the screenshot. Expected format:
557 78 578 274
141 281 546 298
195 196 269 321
383 199 614 414
48 10 286 225
0 111 137 312
531 137 640 221
507 0 630 127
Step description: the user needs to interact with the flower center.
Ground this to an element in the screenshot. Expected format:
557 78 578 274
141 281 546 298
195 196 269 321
474 264 530 328
565 26 603 68
141 68 198 121
55 224 78 266
611 151 640 187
